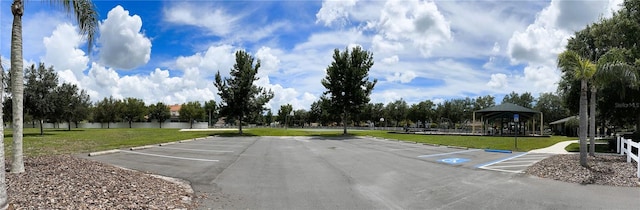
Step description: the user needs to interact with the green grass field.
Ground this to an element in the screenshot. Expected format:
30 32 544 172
2 127 574 157
564 142 615 153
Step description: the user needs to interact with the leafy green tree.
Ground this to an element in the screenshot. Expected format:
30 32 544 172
52 83 91 131
409 100 436 128
385 99 409 127
321 46 377 134
9 0 99 176
204 100 218 127
293 109 308 127
121 98 147 128
277 104 294 127
214 50 274 134
94 97 120 129
148 102 171 128
558 50 596 167
179 101 205 129
24 63 58 135
502 91 534 108
474 95 495 110
264 109 274 126
535 92 569 125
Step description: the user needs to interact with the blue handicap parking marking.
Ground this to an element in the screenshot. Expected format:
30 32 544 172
439 158 470 165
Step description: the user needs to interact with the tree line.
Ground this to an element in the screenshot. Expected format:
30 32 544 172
1 63 221 133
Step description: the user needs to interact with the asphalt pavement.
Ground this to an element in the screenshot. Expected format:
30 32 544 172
85 136 640 209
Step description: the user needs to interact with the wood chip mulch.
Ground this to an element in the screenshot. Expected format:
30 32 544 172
5 155 196 209
525 154 640 187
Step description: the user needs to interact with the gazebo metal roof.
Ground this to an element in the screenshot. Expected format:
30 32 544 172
474 103 540 121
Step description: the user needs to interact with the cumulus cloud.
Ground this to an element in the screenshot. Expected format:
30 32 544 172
99 5 152 70
43 23 89 79
315 0 358 27
487 73 508 89
386 71 416 84
370 0 452 56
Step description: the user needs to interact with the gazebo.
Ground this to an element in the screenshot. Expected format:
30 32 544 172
472 103 543 136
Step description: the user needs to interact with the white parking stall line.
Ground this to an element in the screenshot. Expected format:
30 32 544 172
181 143 245 147
480 168 523 173
485 164 534 168
495 160 543 164
418 149 482 158
156 147 234 153
121 150 220 162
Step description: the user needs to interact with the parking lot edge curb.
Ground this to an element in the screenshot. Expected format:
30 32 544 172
88 149 121 156
159 142 178 146
130 145 155 150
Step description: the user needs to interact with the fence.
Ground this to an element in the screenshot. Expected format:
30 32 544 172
617 136 640 178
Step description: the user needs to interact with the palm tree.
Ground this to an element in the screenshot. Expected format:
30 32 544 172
558 50 596 167
0 57 8 209
591 48 639 156
9 0 98 173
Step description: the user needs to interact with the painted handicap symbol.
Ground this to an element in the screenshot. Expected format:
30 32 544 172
439 158 470 165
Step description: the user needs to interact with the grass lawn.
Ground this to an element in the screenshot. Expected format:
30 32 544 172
209 128 574 152
3 128 212 157
2 127 575 157
564 143 615 153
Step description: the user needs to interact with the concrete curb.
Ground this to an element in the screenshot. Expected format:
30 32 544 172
422 143 440 147
179 139 195 143
88 149 121 156
159 142 178 146
447 146 468 150
130 145 155 150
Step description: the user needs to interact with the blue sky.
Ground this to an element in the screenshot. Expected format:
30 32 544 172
0 0 623 112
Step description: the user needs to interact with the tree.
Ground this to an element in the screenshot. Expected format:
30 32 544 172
474 95 496 110
385 99 409 127
94 97 120 129
321 46 377 135
590 48 638 155
502 91 534 108
264 109 274 126
558 50 596 167
148 102 171 128
9 0 99 174
277 104 294 127
204 100 218 127
179 101 205 129
0 57 8 209
53 83 91 131
24 63 58 135
535 92 568 125
214 50 274 134
121 97 146 128
409 100 436 128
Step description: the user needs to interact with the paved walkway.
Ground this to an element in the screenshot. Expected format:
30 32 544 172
529 140 579 154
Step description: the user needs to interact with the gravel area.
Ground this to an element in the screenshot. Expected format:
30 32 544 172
525 154 640 187
6 155 197 209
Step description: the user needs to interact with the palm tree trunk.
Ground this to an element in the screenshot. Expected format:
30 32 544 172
589 86 596 156
0 55 10 210
10 0 25 173
579 79 588 167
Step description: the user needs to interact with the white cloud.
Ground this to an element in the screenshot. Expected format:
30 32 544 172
99 5 152 70
315 0 359 27
164 2 241 36
386 71 416 84
381 55 399 65
487 73 508 89
43 23 89 79
370 0 452 56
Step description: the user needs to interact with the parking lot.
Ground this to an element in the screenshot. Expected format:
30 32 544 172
86 136 639 209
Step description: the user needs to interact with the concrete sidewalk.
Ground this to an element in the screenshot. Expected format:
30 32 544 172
529 140 579 154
